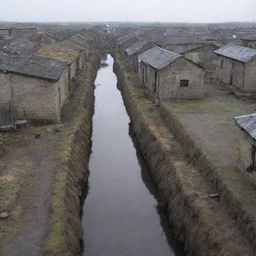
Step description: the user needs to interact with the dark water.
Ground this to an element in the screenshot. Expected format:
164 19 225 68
82 55 184 256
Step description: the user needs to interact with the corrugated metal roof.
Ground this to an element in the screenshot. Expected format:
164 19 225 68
214 45 256 63
234 113 256 139
125 41 148 56
0 56 67 81
138 46 182 70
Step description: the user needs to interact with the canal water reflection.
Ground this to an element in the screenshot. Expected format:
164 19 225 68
82 55 184 256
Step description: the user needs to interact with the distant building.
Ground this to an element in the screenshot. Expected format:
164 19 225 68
116 33 138 53
138 46 205 100
8 27 38 41
240 35 256 49
0 27 9 39
34 41 84 91
0 56 69 122
214 45 256 93
2 38 38 56
183 44 219 83
234 113 256 172
125 40 153 72
155 36 206 54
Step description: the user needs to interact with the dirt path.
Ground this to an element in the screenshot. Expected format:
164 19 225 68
0 126 62 256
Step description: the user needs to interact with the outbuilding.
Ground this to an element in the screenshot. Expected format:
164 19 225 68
234 113 256 172
183 44 219 83
214 45 256 93
125 40 153 72
0 56 69 122
138 46 205 100
35 42 82 91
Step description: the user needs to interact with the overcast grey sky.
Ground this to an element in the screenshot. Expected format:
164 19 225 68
0 0 255 23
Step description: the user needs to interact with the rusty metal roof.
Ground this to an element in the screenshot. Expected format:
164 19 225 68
214 45 256 63
138 46 182 70
234 113 256 139
125 41 148 56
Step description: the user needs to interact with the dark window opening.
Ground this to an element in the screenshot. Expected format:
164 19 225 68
180 80 189 87
221 59 224 68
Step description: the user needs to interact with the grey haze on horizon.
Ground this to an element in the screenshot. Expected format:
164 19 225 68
0 0 255 23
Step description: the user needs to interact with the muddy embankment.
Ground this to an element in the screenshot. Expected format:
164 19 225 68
113 54 255 256
41 52 101 256
159 99 256 248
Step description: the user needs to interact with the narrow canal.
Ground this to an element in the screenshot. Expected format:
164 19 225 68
82 55 184 256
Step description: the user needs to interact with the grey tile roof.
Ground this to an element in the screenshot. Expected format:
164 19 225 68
138 46 182 70
214 45 256 63
125 41 148 56
0 55 67 81
0 50 8 60
234 113 256 139
2 38 38 55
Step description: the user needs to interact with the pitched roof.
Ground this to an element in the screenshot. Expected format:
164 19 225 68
214 45 256 63
2 38 38 56
234 113 256 139
138 46 182 70
0 50 8 60
155 36 204 46
35 42 79 63
0 55 67 81
125 41 148 56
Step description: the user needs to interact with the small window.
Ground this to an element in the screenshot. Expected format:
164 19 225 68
180 80 189 87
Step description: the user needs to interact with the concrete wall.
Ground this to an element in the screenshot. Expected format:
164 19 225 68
158 59 205 100
232 61 244 91
214 56 233 85
238 130 254 172
244 60 256 92
0 68 69 121
215 55 256 93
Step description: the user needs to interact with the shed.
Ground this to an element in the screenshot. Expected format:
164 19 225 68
214 45 256 92
2 38 38 56
183 44 219 83
0 56 69 122
240 35 256 49
34 42 82 90
138 46 205 100
125 40 153 72
234 113 256 172
155 36 206 54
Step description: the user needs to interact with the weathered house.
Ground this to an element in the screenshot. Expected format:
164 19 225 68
155 36 206 54
69 34 91 57
0 56 69 122
8 27 38 41
2 38 38 56
183 44 219 83
0 50 8 60
0 28 9 39
234 113 256 172
241 35 256 49
125 40 153 72
116 33 138 54
138 46 205 100
214 45 256 92
34 42 82 90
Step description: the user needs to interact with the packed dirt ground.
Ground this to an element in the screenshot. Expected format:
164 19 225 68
0 55 99 256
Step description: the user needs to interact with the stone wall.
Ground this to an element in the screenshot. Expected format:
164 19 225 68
0 68 69 121
238 130 253 172
158 59 205 100
214 55 233 85
244 60 256 92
